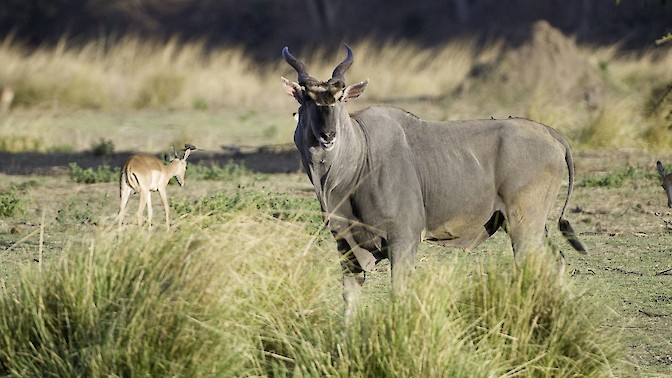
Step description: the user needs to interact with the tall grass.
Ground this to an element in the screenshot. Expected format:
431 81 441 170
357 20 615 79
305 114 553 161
0 214 621 376
1 34 671 149
0 215 340 376
263 254 621 377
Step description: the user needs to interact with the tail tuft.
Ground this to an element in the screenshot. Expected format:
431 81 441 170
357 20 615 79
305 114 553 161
559 218 587 254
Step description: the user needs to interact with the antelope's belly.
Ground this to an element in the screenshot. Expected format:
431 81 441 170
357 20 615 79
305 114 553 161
424 217 489 248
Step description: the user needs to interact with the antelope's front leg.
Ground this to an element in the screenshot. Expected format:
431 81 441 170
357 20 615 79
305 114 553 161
118 186 132 228
388 229 420 297
158 187 170 229
337 239 365 323
137 190 149 226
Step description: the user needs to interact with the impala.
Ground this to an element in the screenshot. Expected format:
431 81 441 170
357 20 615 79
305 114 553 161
118 145 195 228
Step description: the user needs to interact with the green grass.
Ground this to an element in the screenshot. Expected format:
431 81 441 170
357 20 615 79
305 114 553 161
579 165 659 188
171 187 323 229
186 161 253 181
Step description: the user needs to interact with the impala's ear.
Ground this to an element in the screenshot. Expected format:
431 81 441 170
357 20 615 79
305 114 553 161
657 161 667 178
342 79 368 102
282 77 304 103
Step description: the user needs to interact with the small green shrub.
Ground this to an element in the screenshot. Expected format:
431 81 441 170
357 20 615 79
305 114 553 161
0 187 25 217
91 138 115 157
68 163 119 184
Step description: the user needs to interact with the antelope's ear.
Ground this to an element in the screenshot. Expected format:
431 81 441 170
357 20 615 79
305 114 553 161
342 79 368 102
657 161 666 178
281 77 304 103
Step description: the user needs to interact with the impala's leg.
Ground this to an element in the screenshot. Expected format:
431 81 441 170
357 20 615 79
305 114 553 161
145 191 153 229
158 187 170 229
118 185 132 228
137 190 149 227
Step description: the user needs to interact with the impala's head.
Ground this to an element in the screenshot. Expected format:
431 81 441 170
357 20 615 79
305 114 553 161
281 44 368 150
170 145 195 186
657 161 672 208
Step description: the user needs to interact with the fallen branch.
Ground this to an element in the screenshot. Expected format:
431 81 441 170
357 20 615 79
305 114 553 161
604 267 644 276
655 267 672 276
639 309 670 317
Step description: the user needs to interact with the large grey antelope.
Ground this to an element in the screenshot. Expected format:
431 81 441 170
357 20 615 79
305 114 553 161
281 45 586 319
118 145 195 229
656 161 672 208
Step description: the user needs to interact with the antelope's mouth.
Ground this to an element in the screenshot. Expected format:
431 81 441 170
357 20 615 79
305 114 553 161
319 137 335 150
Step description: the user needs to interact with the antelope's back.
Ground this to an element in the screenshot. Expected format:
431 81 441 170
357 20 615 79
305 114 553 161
120 154 165 191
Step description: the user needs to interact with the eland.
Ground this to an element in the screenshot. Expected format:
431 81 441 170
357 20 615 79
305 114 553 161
281 45 586 319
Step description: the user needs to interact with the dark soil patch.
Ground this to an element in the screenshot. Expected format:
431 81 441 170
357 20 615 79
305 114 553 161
0 145 302 176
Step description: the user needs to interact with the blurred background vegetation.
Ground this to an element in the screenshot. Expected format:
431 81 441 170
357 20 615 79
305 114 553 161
0 1 670 152
1 0 670 58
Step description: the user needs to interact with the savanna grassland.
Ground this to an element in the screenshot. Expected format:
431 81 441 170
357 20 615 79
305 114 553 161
1 21 672 376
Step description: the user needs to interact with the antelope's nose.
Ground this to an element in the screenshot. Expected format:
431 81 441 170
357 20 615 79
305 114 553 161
320 131 335 142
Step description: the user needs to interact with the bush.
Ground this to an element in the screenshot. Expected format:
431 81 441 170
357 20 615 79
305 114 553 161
91 138 115 157
0 187 25 217
68 163 119 184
